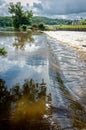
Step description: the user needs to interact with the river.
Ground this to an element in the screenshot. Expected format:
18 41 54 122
0 31 86 130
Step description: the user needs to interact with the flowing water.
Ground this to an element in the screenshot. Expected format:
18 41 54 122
0 31 86 130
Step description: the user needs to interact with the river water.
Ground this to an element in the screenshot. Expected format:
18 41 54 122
0 31 86 130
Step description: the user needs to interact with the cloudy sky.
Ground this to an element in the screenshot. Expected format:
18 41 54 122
0 0 86 19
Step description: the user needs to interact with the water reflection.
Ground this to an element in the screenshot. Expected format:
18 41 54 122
0 78 53 130
0 34 49 88
13 32 34 50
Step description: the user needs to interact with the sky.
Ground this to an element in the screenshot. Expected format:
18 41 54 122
5 0 39 5
0 0 86 19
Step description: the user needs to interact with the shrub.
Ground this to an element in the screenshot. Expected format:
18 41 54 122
31 24 38 30
38 23 45 30
21 25 27 31
0 47 7 56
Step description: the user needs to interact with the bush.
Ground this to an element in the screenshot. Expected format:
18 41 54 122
32 24 38 29
0 47 7 56
21 25 27 31
38 23 45 30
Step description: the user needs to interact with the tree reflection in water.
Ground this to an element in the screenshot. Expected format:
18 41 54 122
0 78 53 130
1 77 86 130
13 32 34 50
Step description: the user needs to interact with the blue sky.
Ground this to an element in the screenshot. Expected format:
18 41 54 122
0 0 86 19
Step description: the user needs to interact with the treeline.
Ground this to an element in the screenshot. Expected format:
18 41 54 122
0 16 72 27
0 16 13 27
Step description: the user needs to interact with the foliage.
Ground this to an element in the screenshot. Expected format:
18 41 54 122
0 16 13 27
38 22 45 30
80 18 86 25
8 2 33 30
0 16 72 28
31 23 38 30
0 47 7 56
31 23 45 30
21 25 27 31
32 16 72 25
0 15 86 31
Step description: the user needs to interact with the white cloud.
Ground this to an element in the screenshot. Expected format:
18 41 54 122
0 0 39 16
32 0 86 19
0 1 9 16
5 0 39 6
0 0 86 19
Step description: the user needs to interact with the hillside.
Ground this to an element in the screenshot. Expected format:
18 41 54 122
32 16 72 25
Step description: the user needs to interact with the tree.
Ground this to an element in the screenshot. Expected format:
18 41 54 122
9 2 33 30
0 16 13 27
80 18 86 25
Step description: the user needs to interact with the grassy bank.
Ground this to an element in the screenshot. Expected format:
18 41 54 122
46 25 86 31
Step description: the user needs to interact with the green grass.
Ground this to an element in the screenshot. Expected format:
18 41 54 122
46 25 86 31
56 24 86 28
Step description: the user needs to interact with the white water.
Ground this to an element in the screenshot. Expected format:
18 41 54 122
45 31 86 51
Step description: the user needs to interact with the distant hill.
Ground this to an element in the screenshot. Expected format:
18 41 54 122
0 16 72 27
32 16 72 25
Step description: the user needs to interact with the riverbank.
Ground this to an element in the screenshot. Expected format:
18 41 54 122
46 25 86 31
45 31 86 52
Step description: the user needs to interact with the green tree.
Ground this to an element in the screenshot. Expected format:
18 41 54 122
0 16 13 27
80 18 86 25
9 2 33 30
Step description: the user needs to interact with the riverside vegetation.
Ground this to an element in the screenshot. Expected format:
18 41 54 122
0 16 86 31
